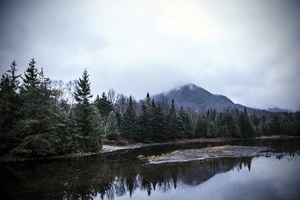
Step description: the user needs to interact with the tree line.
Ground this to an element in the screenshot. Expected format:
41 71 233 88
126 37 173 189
1 59 300 156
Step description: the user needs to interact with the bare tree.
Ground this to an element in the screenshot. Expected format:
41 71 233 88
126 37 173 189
115 93 128 115
156 94 171 115
65 80 77 111
108 88 117 105
51 80 65 103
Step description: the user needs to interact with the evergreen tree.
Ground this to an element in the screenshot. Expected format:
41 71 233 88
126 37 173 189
237 107 254 138
269 114 282 135
207 108 216 122
251 114 260 136
12 59 66 156
67 110 80 152
217 111 240 138
138 101 152 143
195 114 205 138
212 109 217 121
179 107 194 139
166 99 182 140
282 113 296 136
152 103 168 142
216 112 226 137
106 111 119 140
145 92 151 107
74 69 103 152
50 105 75 154
120 96 139 141
207 120 218 138
202 117 210 137
260 115 270 136
0 61 21 155
94 92 114 124
225 112 241 138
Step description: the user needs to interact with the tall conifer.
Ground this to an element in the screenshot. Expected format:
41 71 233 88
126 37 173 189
106 111 119 140
120 96 139 141
152 103 168 142
74 69 103 152
237 107 254 138
0 61 21 154
167 99 182 140
12 59 64 156
94 92 113 124
179 107 195 139
195 114 204 138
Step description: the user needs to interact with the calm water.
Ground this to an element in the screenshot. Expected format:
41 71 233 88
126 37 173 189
0 139 300 200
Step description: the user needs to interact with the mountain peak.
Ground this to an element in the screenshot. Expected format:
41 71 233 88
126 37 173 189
178 83 203 91
154 83 237 112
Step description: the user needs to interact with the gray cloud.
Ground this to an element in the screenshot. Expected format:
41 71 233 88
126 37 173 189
1 0 299 111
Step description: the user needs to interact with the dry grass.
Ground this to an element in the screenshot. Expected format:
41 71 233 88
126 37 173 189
205 145 230 153
142 149 192 162
137 155 147 160
169 150 181 155
139 146 231 162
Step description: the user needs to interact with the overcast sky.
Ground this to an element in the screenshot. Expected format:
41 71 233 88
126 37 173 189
1 0 300 111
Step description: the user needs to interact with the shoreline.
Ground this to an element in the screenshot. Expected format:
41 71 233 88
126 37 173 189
1 135 298 162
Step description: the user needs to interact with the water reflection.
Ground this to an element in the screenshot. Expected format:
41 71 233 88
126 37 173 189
0 157 253 199
0 139 299 200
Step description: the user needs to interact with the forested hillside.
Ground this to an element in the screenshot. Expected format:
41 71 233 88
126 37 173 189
154 84 235 112
153 84 275 117
1 60 300 157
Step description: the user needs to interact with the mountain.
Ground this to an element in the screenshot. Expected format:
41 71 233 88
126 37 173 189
153 83 256 114
267 107 292 113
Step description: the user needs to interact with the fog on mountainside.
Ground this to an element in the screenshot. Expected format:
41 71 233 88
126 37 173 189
153 84 273 117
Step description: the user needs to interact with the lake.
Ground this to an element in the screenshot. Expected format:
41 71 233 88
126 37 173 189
1 138 299 200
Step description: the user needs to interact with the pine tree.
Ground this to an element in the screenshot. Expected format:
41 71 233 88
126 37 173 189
67 110 80 152
217 111 240 138
74 69 103 152
282 113 296 136
195 114 205 138
0 61 21 155
237 107 254 138
216 112 226 137
166 99 182 140
152 103 168 142
146 92 151 107
94 92 113 124
120 96 139 141
179 107 194 139
12 59 65 156
203 117 210 137
251 114 260 136
50 105 75 154
207 120 218 138
106 111 119 140
260 115 270 135
225 112 241 138
269 114 282 135
138 101 152 143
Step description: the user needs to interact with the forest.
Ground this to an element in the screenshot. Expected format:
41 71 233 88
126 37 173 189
1 59 300 157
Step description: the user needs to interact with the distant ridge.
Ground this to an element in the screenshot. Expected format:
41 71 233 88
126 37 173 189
267 107 292 113
152 83 270 115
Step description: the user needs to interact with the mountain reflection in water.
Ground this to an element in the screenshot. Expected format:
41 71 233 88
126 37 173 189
0 139 299 200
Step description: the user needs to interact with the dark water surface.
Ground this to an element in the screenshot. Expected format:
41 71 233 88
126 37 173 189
1 139 299 200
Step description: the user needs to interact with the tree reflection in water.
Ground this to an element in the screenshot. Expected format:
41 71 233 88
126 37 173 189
0 139 299 200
